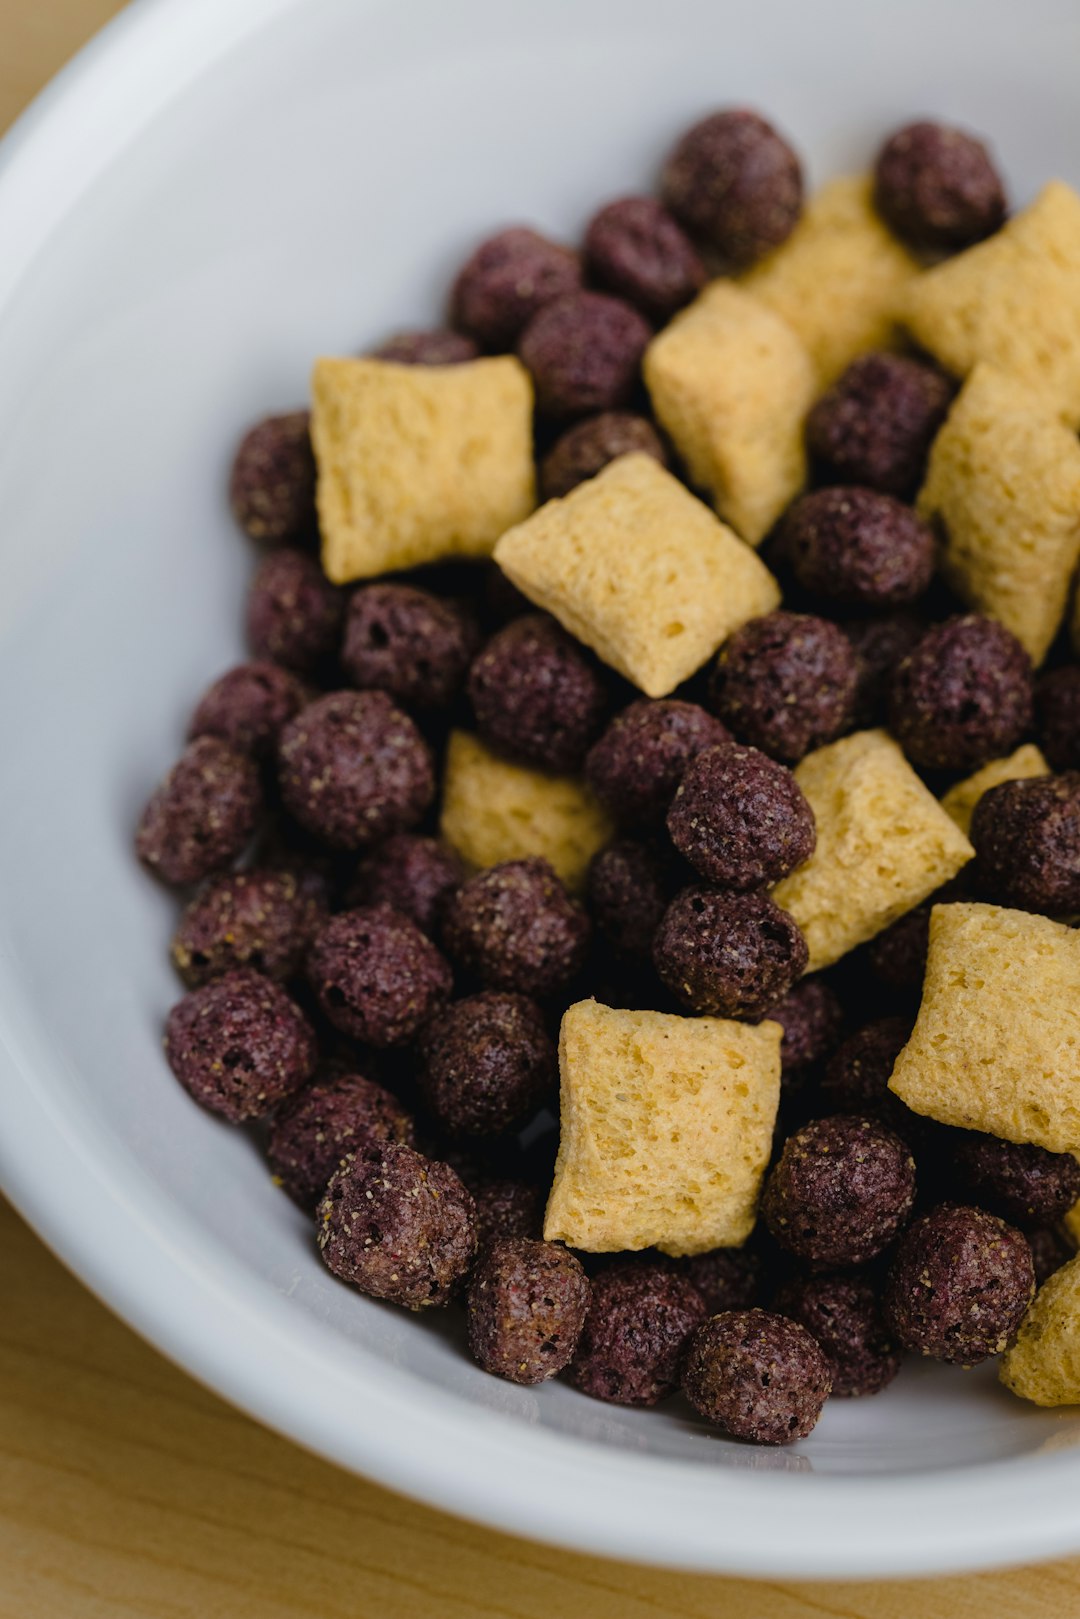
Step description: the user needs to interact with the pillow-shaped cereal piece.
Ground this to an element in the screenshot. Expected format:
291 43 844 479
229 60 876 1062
941 744 1050 836
642 282 814 545
918 365 1080 664
903 182 1080 426
771 729 973 972
438 730 611 894
1001 1253 1080 1407
494 454 780 697
544 1000 780 1256
312 356 535 583
890 903 1080 1152
742 174 920 386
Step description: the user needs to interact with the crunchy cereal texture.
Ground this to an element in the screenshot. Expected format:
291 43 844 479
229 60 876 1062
438 731 612 893
494 454 781 697
917 365 1080 664
771 729 973 971
941 744 1050 836
902 182 1080 426
889 902 1080 1153
311 355 535 583
642 282 814 545
1000 1253 1080 1406
543 999 781 1256
742 175 920 385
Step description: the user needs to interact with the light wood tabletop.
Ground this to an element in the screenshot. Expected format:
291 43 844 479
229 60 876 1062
4 7 1080 1617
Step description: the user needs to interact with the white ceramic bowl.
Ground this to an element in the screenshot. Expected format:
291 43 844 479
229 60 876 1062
3 0 1080 1580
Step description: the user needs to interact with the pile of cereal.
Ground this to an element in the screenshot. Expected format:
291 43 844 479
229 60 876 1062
137 107 1080 1445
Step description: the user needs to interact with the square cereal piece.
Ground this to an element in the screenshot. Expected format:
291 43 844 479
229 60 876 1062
438 730 611 893
771 729 973 972
941 744 1050 836
543 1000 781 1256
742 174 920 385
917 364 1080 664
902 182 1080 426
311 355 535 583
494 453 781 697
642 282 814 545
1000 1252 1080 1407
889 902 1080 1153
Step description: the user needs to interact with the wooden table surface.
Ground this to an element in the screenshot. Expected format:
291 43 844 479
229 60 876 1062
5 6 1080 1616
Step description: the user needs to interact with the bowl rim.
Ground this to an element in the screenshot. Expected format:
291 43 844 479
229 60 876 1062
4 0 1080 1579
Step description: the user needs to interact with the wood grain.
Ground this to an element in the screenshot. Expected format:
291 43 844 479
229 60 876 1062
4 7 1080 1617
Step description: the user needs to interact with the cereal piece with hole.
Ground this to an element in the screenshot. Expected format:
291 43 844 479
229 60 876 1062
941 744 1050 836
494 455 780 697
543 999 781 1257
902 181 1080 426
1000 1252 1080 1406
917 365 1080 665
311 355 535 583
439 730 612 894
642 283 814 545
771 729 973 972
889 902 1080 1153
742 174 920 386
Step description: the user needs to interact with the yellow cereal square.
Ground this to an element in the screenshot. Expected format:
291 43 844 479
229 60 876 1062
642 281 814 545
917 365 1080 664
1001 1254 1080 1407
889 902 1080 1152
743 174 920 385
771 729 973 972
902 182 1080 425
941 744 1050 836
438 731 611 893
494 454 781 697
544 1000 780 1256
311 355 535 583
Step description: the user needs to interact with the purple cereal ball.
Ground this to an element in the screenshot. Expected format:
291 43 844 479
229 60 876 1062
1036 666 1080 772
136 736 262 887
568 1261 707 1407
763 1115 916 1267
540 412 667 502
317 1142 477 1308
189 661 309 757
467 1238 591 1385
710 612 858 764
661 108 803 268
682 1309 830 1444
371 328 479 365
246 548 344 675
586 698 730 830
164 967 316 1122
268 1071 415 1209
417 992 555 1139
653 887 809 1020
952 1130 1080 1228
307 904 451 1047
518 291 651 419
276 690 434 851
866 906 931 992
586 839 670 961
1029 1226 1076 1287
889 615 1034 772
773 1272 902 1398
821 1018 913 1115
679 1247 761 1315
806 353 955 498
667 742 816 890
229 410 315 545
171 867 326 987
780 487 935 611
346 834 464 934
884 1203 1034 1365
341 583 477 711
874 121 1006 251
470 1175 547 1247
844 612 926 729
451 227 583 351
442 858 590 999
971 772 1080 914
584 195 705 322
766 977 844 1076
467 613 608 772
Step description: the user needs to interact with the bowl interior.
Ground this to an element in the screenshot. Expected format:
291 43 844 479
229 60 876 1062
3 0 1080 1578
